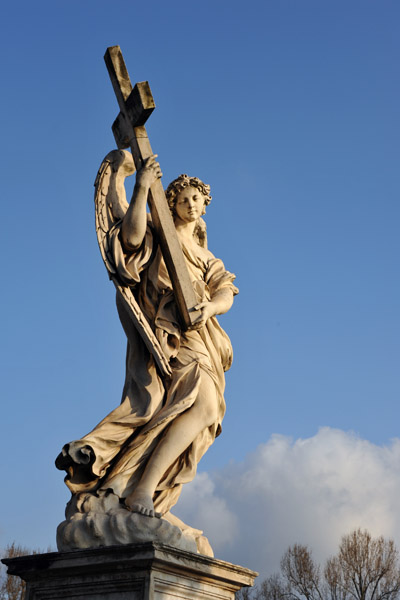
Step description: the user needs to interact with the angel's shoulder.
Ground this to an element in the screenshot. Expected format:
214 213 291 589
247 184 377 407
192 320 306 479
201 245 219 263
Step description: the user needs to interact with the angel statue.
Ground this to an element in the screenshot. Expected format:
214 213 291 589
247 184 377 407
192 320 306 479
56 150 238 556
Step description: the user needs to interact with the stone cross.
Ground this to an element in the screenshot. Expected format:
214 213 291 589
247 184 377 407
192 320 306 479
104 46 201 330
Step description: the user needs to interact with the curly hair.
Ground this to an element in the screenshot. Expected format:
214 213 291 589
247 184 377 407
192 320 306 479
165 174 212 216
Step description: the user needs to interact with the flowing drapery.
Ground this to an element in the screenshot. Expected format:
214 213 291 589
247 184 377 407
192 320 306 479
60 219 238 516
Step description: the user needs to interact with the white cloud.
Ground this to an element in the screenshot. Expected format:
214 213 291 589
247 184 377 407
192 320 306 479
175 472 239 548
175 428 400 580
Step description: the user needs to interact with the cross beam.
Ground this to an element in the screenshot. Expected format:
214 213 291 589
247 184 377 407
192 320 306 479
104 46 200 330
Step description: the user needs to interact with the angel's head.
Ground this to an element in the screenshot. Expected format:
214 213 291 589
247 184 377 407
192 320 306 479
165 175 211 248
165 174 212 220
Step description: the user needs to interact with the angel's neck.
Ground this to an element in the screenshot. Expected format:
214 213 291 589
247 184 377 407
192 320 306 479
174 219 197 242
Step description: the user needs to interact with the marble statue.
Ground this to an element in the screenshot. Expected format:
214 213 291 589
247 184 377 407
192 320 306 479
55 150 238 555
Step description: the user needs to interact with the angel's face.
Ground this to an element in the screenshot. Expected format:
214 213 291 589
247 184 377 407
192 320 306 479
174 186 206 224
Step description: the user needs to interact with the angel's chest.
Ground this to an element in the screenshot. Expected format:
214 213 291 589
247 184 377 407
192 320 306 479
148 248 207 289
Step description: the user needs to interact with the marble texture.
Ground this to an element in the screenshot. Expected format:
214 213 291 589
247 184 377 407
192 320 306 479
56 48 238 555
56 150 237 554
2 543 258 600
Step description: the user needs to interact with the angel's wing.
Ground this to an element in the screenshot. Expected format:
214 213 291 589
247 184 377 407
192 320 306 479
94 149 133 275
194 217 208 249
94 150 172 378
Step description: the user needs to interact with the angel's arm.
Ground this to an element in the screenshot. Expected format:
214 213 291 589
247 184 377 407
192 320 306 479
191 288 234 329
121 155 162 251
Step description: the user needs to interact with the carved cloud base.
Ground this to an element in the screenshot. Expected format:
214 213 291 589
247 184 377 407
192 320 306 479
57 489 213 556
2 542 258 600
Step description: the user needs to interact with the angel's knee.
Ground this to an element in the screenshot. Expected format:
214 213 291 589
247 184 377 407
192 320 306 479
194 383 218 428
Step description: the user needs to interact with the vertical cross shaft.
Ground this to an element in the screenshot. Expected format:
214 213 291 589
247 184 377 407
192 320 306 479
104 46 200 330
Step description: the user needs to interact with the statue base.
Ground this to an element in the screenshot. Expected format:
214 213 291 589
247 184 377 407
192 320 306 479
56 490 214 556
2 542 257 599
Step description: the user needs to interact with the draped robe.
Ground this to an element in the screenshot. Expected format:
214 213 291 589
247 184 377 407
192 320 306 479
61 217 238 516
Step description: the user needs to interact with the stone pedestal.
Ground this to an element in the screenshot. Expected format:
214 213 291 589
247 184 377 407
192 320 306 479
2 542 257 599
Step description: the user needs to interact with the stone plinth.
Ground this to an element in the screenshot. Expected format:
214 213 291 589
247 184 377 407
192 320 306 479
2 542 258 599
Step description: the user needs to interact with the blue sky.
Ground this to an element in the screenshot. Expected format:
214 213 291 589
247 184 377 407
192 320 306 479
0 0 399 577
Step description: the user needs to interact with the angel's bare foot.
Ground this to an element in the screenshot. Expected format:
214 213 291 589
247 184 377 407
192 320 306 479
125 491 161 518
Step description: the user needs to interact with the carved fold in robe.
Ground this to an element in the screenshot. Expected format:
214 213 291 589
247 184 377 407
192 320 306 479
61 219 238 516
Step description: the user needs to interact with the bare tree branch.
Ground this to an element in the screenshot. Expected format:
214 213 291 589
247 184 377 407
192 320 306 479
255 530 400 600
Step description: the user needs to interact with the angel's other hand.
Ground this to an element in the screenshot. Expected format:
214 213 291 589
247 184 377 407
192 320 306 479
191 301 216 329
